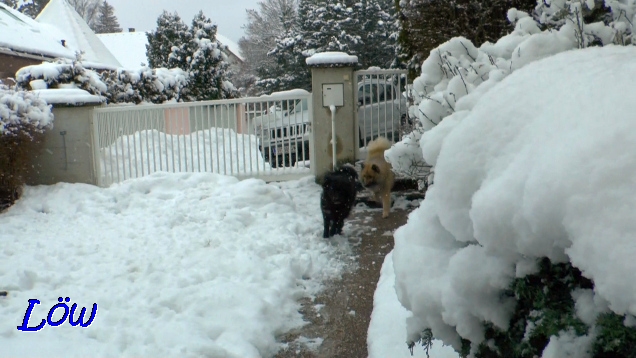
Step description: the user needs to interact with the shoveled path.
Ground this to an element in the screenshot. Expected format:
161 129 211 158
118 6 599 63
275 186 423 358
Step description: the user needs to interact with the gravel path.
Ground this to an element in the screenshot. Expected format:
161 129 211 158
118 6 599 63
275 188 423 358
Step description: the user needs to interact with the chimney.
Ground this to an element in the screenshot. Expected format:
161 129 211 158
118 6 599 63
128 28 135 33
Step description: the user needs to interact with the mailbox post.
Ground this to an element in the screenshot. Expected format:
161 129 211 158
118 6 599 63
306 52 358 183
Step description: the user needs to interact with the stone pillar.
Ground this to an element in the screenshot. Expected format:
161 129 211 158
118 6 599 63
306 52 358 183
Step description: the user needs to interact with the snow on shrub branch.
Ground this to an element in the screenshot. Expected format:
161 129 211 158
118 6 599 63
385 0 635 181
0 87 53 137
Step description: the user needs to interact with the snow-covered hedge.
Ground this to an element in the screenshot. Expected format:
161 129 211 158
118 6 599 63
0 87 53 137
15 58 188 105
0 87 54 209
389 1 636 356
100 67 188 104
392 32 636 358
386 0 636 181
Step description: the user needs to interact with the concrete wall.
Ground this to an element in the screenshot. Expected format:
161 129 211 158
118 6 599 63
310 66 357 182
26 105 100 186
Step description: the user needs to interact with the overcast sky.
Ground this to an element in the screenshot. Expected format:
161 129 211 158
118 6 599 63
106 0 261 45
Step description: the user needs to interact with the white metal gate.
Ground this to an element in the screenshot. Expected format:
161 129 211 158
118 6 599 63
92 93 314 186
354 69 410 158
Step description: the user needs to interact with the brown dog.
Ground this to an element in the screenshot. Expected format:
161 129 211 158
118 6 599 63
360 137 394 218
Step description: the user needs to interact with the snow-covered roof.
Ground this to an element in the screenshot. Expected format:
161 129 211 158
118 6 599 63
215 33 244 62
35 0 121 69
96 31 243 70
0 3 74 59
97 31 149 69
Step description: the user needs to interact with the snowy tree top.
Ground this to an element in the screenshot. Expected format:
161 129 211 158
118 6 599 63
305 51 358 66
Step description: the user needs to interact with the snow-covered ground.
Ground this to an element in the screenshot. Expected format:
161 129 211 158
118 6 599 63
0 172 434 357
392 44 636 356
0 173 348 357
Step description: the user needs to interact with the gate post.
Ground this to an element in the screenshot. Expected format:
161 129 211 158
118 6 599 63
306 52 358 183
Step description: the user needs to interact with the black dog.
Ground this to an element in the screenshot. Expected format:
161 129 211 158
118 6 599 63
321 165 358 238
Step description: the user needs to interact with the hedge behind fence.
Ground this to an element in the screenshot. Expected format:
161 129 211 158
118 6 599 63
0 88 53 210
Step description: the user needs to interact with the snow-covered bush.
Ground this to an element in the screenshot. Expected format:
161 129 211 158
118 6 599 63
393 45 636 358
0 86 54 209
15 58 188 105
100 66 188 104
15 57 108 95
386 0 635 184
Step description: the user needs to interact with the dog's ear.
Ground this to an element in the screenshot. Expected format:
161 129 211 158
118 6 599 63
360 163 365 170
372 164 380 173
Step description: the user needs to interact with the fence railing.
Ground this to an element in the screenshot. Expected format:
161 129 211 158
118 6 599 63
354 69 409 158
92 92 313 186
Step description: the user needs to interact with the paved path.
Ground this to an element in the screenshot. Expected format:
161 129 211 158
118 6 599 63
276 190 422 358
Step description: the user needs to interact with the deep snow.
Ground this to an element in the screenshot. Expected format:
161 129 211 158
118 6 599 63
0 174 348 357
392 45 636 356
0 172 425 357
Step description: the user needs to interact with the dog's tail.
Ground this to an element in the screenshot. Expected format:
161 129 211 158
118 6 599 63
367 136 391 158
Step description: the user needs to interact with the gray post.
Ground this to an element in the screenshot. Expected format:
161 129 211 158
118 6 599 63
306 53 358 183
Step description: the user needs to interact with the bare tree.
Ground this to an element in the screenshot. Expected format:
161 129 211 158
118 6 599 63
239 0 298 91
67 0 101 29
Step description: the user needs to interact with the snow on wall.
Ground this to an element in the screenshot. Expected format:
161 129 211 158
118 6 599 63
392 45 636 355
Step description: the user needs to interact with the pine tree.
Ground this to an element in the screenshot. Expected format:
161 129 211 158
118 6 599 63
255 23 310 94
94 1 122 34
146 10 237 101
182 11 235 100
145 11 190 69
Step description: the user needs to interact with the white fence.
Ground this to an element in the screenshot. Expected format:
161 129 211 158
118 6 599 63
354 69 410 156
92 70 411 186
92 93 314 186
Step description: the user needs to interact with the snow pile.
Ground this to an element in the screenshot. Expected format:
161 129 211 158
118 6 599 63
0 173 348 357
0 88 54 136
392 45 636 356
99 128 271 185
386 1 635 178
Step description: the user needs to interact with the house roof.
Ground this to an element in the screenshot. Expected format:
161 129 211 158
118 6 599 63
97 31 244 70
36 0 121 69
97 31 149 69
215 34 244 62
0 3 74 59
